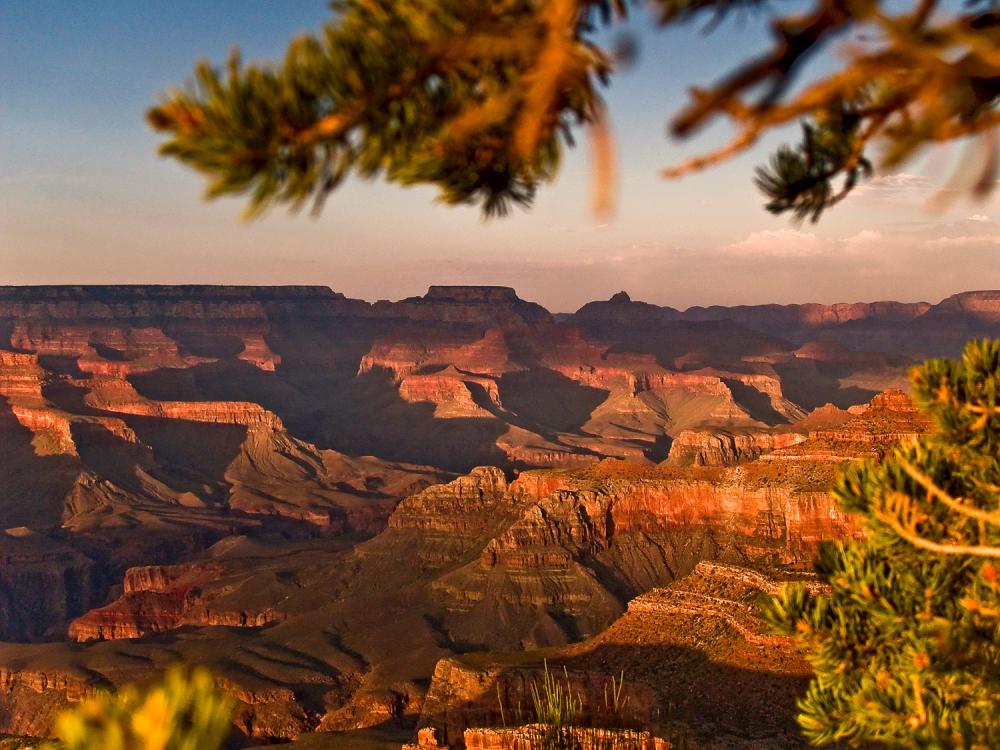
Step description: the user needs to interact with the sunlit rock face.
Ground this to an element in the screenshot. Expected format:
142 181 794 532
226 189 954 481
0 285 994 743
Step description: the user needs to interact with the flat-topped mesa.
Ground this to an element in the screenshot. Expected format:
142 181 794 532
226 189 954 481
425 286 520 304
377 286 553 327
929 290 1000 320
681 299 932 328
0 284 371 321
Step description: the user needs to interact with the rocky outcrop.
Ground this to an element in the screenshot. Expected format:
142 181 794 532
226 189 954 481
390 467 511 533
666 429 805 466
0 665 97 737
398 367 502 419
786 402 853 431
763 388 931 463
0 352 45 400
924 290 1000 321
66 561 277 642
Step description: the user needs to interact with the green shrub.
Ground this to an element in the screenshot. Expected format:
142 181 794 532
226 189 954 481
767 339 1000 747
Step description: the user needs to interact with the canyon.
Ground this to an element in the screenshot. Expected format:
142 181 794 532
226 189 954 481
0 285 995 748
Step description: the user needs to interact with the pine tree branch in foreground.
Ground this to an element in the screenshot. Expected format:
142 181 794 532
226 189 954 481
148 0 998 221
765 338 1000 748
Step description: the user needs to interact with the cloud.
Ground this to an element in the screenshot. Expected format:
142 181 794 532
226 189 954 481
967 214 992 223
723 228 822 257
852 173 937 197
848 172 943 207
925 234 1000 249
841 229 884 252
868 173 935 190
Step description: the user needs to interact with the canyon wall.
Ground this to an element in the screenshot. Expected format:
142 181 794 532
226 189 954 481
0 285 992 745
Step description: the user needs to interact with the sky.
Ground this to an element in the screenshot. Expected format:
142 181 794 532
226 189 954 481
2 1 998 313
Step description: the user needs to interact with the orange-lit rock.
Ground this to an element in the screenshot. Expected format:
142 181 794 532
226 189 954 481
666 428 806 466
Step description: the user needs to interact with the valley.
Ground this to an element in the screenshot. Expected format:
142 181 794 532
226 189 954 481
0 284 996 747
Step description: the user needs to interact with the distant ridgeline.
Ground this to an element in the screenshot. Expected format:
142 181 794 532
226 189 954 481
2 283 996 343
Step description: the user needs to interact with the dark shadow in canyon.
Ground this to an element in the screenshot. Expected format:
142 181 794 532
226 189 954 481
584 320 796 371
721 378 788 425
122 417 248 492
131 362 510 472
771 360 878 410
0 401 79 528
496 369 610 434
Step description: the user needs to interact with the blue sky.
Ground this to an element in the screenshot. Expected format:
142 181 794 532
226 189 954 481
2 1 998 311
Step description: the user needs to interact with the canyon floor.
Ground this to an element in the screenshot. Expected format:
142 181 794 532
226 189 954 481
0 285 996 748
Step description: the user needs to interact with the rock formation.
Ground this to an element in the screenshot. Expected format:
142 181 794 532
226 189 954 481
0 285 995 746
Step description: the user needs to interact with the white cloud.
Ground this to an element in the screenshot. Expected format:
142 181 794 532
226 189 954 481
868 173 935 190
848 172 942 207
841 229 884 252
925 234 1000 249
723 228 822 257
967 214 992 223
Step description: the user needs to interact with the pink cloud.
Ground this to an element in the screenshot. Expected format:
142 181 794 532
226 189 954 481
925 234 1000 249
723 228 822 257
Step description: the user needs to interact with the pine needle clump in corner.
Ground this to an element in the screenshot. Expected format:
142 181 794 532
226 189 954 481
766 338 1000 748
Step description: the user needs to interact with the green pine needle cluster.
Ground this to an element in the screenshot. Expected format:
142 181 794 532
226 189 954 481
755 108 872 224
148 0 609 218
766 339 1000 748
